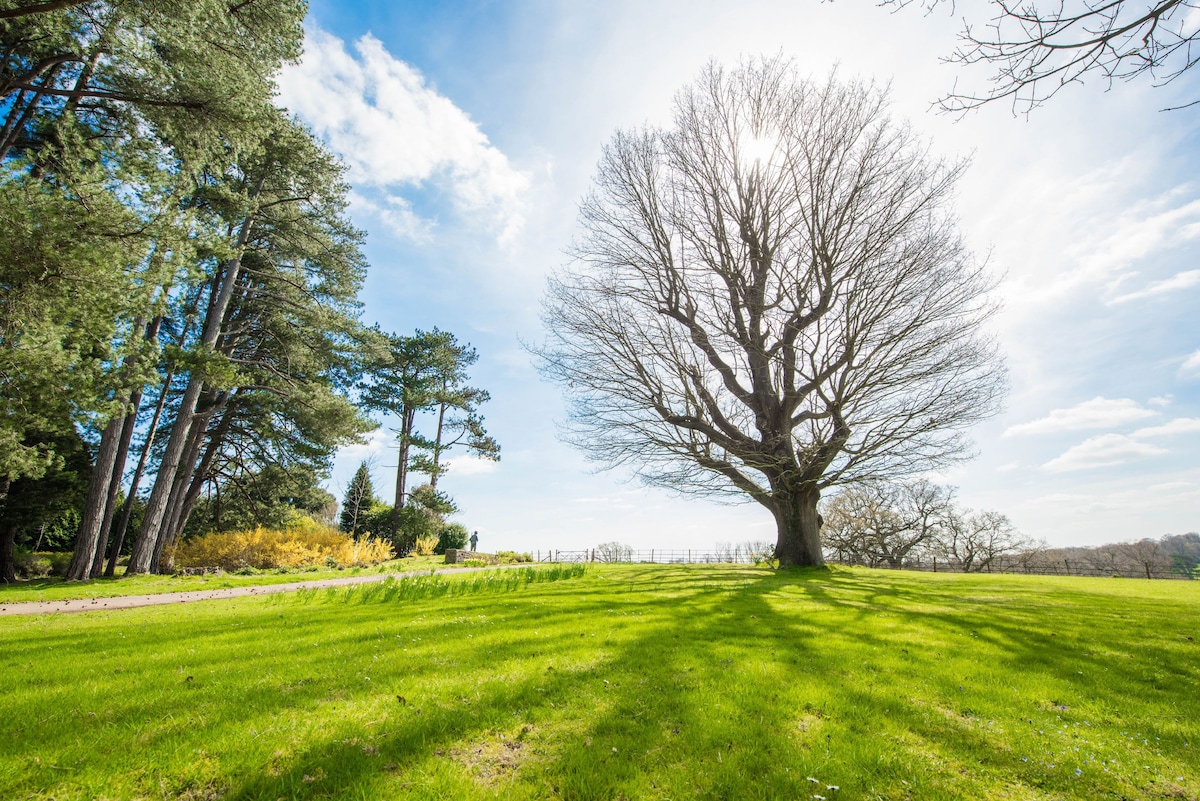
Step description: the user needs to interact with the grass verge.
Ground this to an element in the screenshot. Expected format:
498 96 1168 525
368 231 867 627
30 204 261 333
1 564 1197 800
0 556 448 603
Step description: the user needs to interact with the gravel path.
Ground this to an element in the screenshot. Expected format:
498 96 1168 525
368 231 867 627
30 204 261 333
0 564 512 617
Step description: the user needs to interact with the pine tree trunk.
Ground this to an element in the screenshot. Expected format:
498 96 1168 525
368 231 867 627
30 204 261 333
127 377 204 573
151 407 212 573
66 412 125 580
105 368 172 576
161 398 235 562
430 401 446 490
89 387 142 577
770 483 825 568
1 523 16 584
391 409 416 539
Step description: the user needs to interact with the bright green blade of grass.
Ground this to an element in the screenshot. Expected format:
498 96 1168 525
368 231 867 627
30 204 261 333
1 565 1197 800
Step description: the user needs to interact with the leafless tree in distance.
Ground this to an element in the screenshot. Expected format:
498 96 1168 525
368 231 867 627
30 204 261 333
822 480 954 567
886 0 1200 113
533 59 1006 567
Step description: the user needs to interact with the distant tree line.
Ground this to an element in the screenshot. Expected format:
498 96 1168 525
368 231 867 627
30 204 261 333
0 2 496 581
820 480 1198 578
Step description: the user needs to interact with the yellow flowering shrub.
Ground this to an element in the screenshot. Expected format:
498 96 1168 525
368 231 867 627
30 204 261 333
172 517 393 570
413 535 438 556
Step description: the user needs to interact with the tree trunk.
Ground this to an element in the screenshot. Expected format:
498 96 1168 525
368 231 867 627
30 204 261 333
89 386 143 577
161 396 235 561
127 375 205 573
66 412 125 580
430 401 446 490
105 369 171 576
1 523 16 583
391 408 416 538
151 402 215 573
770 484 825 567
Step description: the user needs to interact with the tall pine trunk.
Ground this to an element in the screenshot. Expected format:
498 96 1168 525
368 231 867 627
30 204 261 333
105 366 172 576
391 408 416 539
65 412 125 580
429 400 446 490
155 391 233 570
1 523 16 584
88 386 142 577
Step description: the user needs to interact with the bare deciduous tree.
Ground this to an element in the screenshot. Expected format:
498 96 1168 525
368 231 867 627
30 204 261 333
535 59 1006 567
1117 537 1170 578
822 480 954 567
941 508 1024 572
888 0 1200 113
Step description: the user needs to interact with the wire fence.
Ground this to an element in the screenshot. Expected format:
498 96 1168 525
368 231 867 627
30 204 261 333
535 548 768 565
533 549 1197 580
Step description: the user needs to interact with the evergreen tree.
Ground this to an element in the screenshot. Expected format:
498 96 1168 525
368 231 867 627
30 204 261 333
339 462 377 537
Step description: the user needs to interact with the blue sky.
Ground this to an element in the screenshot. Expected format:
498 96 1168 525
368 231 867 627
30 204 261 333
277 0 1200 553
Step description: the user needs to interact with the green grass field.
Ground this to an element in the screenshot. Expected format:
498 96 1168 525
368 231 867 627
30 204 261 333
1 564 1197 800
0 556 449 603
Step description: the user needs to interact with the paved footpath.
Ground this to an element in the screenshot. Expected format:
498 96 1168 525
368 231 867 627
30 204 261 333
0 564 516 617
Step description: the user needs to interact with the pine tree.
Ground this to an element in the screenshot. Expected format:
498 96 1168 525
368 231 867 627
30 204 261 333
340 462 377 538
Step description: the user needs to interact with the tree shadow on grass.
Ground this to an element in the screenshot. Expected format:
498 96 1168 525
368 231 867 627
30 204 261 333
3 566 1197 800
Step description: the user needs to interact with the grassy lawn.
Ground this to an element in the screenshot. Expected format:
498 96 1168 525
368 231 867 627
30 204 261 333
0 556 451 603
1 564 1197 800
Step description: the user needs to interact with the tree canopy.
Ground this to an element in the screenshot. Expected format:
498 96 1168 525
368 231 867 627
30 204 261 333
535 59 1006 566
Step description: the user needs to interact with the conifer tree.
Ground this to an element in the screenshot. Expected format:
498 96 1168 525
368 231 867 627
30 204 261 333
340 462 377 538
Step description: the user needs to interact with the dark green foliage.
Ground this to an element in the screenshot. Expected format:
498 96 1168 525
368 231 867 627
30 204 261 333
360 504 396 543
434 523 469 555
182 465 337 538
0 424 91 581
392 505 434 553
408 485 458 518
339 462 377 537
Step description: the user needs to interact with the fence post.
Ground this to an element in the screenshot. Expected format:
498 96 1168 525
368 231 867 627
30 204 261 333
651 549 654 563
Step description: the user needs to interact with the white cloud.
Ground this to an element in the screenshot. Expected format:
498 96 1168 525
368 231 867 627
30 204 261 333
1182 349 1200 375
1131 418 1200 438
1004 397 1158 437
337 428 393 467
277 28 529 242
1108 269 1200 304
346 191 433 243
1147 394 1173 408
1042 434 1168 472
446 456 500 477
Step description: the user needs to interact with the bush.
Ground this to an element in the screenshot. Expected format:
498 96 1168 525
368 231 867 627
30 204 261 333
496 550 533 564
13 552 51 579
394 504 439 553
171 517 393 571
435 523 470 555
412 535 438 556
